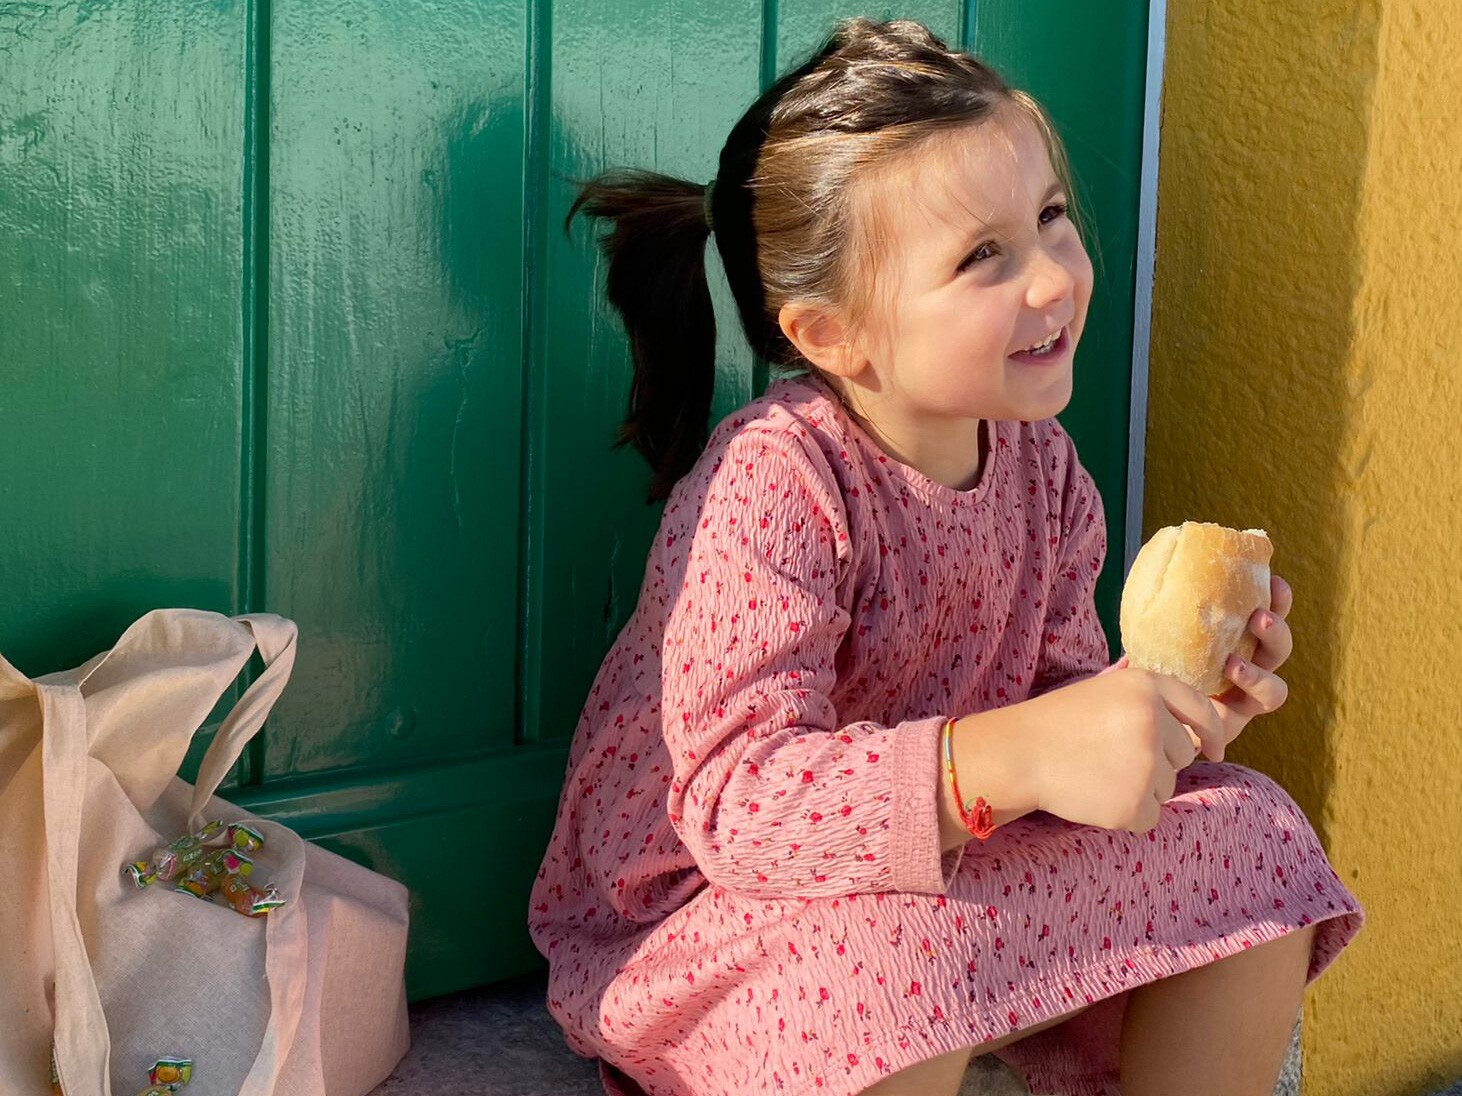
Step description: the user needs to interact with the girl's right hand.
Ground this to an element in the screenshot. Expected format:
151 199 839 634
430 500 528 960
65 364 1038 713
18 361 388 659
1020 668 1227 834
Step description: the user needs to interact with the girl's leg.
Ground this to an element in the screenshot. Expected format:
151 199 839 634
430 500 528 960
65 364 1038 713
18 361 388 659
1119 924 1318 1096
856 1006 1091 1096
856 1045 973 1096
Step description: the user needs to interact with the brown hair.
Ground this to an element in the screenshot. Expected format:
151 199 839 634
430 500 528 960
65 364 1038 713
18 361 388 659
566 17 1085 503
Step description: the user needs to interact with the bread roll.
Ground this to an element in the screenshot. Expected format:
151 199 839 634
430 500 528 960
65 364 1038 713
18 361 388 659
1119 522 1273 697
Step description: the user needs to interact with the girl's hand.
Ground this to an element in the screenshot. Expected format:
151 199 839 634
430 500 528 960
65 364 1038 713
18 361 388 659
1188 574 1294 762
1017 667 1225 834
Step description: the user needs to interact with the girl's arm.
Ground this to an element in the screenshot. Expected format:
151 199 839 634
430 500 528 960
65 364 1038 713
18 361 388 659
936 703 1040 851
936 652 1133 852
661 424 958 900
938 424 1128 851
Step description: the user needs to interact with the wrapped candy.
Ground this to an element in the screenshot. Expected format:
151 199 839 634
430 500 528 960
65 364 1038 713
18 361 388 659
126 821 263 888
126 819 285 917
125 820 226 887
220 872 286 917
136 1056 193 1094
48 1046 192 1095
175 847 253 900
225 822 265 854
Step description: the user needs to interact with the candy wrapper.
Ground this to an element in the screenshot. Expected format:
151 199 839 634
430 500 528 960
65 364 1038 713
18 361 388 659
125 821 263 887
124 819 225 887
48 1047 192 1095
136 1056 193 1094
124 819 284 918
174 846 252 899
221 872 287 917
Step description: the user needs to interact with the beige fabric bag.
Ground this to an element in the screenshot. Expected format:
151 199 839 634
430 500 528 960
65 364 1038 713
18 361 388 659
0 608 411 1095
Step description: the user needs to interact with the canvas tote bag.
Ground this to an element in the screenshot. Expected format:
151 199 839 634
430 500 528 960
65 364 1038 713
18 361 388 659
0 608 411 1095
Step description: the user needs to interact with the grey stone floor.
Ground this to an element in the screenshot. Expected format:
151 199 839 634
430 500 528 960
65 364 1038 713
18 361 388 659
368 967 1317 1096
369 968 601 1096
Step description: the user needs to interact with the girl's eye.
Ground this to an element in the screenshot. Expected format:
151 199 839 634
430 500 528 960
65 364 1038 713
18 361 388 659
1039 201 1070 225
957 202 1070 273
957 243 997 272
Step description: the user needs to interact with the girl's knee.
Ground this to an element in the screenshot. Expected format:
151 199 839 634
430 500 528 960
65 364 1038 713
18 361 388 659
971 1002 1093 1058
856 1043 973 1096
859 1002 1096 1094
1186 761 1309 823
1272 922 1319 963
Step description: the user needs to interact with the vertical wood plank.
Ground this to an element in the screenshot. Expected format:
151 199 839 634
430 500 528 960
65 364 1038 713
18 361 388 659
0 2 250 787
263 0 528 778
972 0 1150 647
521 0 762 744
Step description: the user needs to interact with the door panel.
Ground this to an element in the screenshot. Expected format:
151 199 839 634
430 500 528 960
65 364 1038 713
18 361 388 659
0 1 1151 1001
973 1 1150 639
0 1 252 790
524 0 763 751
262 0 528 782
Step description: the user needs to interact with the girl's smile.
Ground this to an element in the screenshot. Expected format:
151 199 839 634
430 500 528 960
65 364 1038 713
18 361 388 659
1009 324 1072 365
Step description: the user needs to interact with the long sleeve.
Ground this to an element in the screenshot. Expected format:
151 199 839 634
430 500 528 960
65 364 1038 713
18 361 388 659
661 425 958 901
1029 426 1116 699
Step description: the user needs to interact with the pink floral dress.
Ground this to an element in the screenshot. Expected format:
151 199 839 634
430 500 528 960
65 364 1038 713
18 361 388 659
527 372 1365 1096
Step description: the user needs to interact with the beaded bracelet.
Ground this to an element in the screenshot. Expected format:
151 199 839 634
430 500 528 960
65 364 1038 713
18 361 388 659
940 717 997 839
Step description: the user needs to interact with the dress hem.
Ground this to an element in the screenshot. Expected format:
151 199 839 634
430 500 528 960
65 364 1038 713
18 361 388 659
702 900 1362 1096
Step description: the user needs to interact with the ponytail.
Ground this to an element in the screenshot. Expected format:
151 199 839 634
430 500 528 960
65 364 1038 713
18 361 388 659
565 171 716 504
566 19 1063 505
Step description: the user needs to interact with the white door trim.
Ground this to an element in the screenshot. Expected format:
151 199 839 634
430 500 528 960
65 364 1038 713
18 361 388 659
1126 0 1166 578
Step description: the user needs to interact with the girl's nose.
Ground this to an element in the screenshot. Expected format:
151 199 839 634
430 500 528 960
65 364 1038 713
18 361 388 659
1025 248 1077 312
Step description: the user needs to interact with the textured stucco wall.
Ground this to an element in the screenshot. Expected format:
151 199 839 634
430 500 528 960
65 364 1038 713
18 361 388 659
1149 1 1461 1093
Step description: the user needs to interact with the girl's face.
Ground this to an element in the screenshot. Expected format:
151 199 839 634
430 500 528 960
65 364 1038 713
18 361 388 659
808 108 1093 487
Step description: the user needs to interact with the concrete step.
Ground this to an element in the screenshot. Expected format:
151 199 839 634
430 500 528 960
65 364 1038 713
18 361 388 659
368 968 1309 1096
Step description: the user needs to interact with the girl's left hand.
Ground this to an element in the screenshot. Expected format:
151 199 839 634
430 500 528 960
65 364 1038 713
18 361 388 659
1193 573 1294 762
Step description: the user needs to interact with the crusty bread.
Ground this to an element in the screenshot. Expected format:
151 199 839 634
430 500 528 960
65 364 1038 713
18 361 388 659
1119 522 1273 697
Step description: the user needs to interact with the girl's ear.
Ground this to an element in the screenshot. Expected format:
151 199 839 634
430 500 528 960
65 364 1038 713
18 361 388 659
778 301 863 378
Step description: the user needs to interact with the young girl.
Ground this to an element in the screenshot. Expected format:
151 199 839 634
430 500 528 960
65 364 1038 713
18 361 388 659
527 19 1364 1096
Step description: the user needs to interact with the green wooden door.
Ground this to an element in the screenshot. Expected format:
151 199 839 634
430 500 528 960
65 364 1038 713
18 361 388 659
0 1 1156 1001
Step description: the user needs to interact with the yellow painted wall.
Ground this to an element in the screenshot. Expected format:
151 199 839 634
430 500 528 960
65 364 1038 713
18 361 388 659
1149 1 1461 1093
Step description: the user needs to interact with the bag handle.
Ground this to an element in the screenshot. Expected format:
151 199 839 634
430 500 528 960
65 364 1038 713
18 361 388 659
186 614 298 833
40 613 305 1095
187 615 311 1096
38 682 115 1096
234 817 311 1096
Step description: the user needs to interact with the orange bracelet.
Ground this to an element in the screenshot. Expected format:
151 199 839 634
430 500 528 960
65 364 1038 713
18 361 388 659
940 717 996 839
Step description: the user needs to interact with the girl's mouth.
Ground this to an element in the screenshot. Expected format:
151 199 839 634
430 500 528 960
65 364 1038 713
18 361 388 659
1009 326 1070 365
